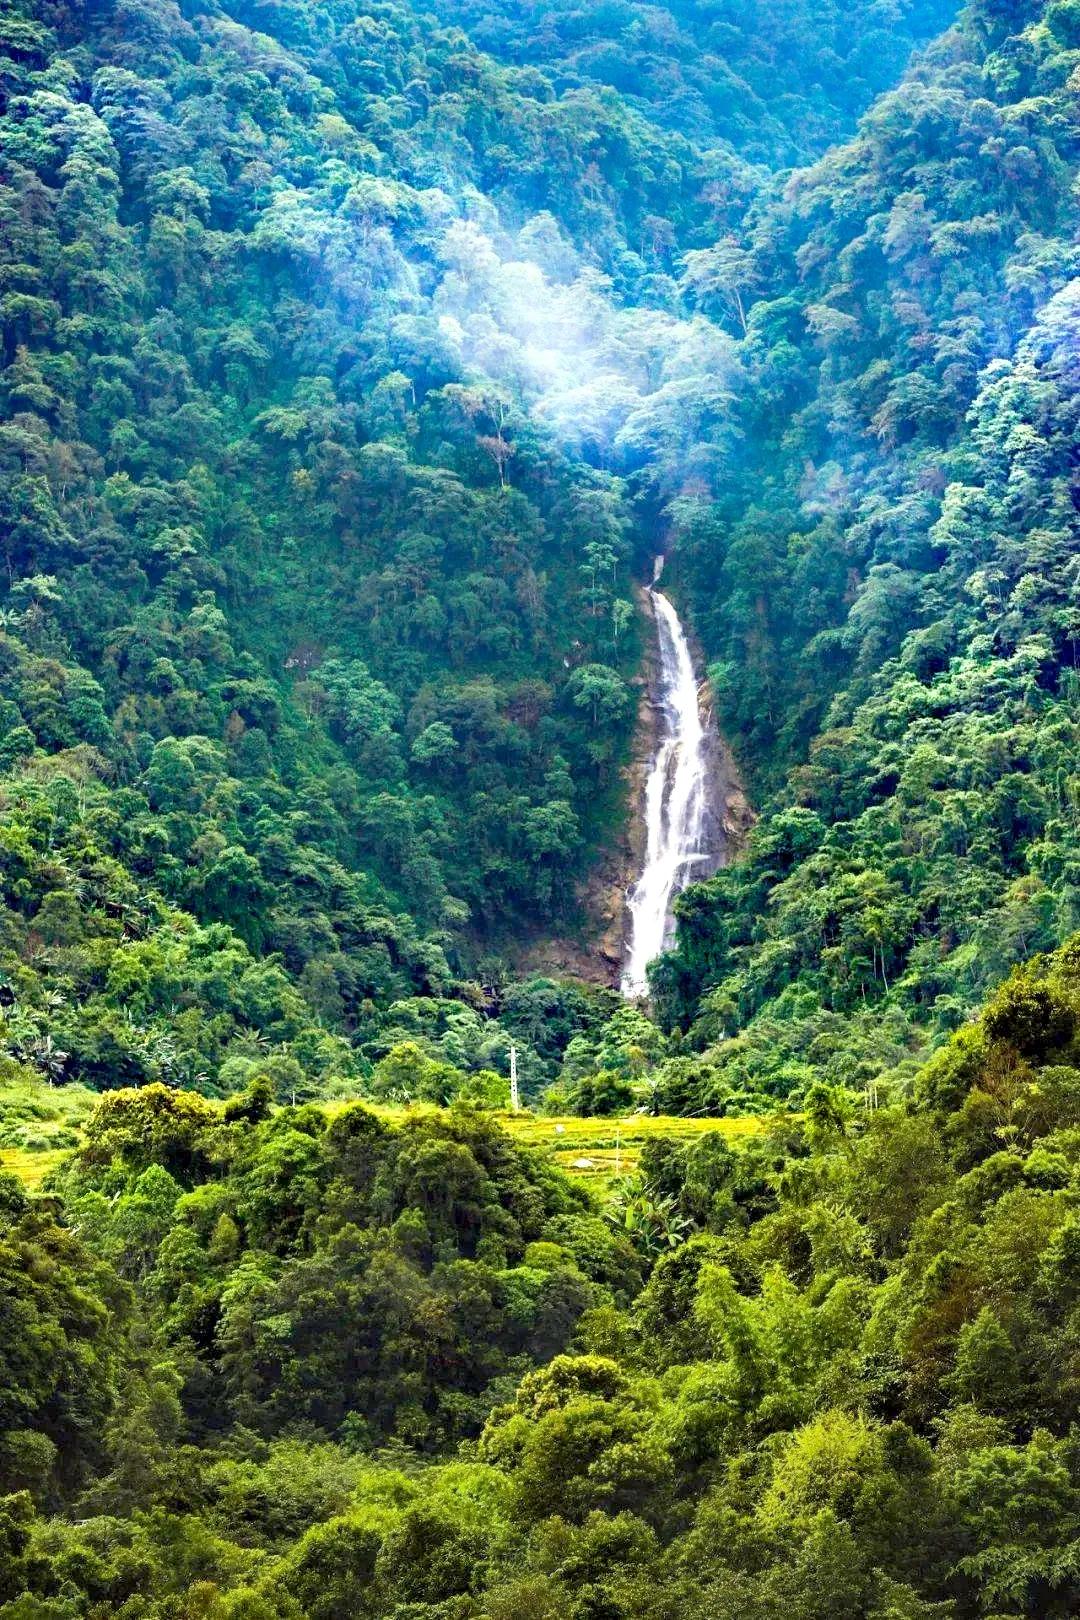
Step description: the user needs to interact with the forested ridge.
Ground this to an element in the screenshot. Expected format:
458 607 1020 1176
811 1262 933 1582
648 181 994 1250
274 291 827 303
4 0 1080 1609
5 927 1080 1615
0 0 1077 1113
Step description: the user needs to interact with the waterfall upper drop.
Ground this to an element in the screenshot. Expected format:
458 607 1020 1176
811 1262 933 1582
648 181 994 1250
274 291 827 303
621 558 712 999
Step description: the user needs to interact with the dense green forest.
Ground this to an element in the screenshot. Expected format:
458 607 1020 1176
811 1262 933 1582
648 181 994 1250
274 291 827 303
650 0 1080 1104
0 0 1076 1116
5 937 1080 1616
5 0 1080 1609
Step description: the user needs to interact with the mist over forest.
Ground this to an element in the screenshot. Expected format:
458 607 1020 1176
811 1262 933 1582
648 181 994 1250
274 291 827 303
2 0 1080 1612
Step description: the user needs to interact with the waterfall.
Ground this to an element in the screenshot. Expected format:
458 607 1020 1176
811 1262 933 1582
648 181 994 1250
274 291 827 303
622 558 710 999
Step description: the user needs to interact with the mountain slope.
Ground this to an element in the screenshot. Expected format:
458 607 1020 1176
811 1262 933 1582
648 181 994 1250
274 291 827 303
0 0 962 1098
0 0 657 1091
649 0 1080 1099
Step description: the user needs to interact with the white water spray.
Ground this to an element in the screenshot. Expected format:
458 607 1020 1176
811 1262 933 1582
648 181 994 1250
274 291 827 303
622 558 710 998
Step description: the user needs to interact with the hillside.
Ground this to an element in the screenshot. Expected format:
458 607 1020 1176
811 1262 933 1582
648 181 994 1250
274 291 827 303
0 0 1076 1125
5 0 1080 1613
3 932 1080 1615
650 0 1080 1102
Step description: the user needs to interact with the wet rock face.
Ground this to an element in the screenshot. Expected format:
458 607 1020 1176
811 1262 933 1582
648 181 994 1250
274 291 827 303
620 578 753 997
696 688 755 878
577 585 665 984
513 581 752 992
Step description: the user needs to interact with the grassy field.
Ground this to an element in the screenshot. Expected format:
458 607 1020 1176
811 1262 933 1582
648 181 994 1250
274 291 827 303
0 1146 70 1191
0 1077 98 1192
347 1103 766 1187
2 1089 765 1196
499 1112 763 1184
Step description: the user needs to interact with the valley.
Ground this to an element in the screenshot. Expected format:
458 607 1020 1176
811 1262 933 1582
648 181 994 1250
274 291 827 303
2 0 1080 1613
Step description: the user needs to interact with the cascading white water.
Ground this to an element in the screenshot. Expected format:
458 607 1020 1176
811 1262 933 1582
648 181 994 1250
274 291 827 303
622 558 710 998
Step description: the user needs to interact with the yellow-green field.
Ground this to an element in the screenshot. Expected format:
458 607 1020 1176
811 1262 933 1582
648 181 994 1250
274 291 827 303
342 1103 766 1186
0 1077 98 1191
3 1099 764 1196
500 1112 763 1184
1 1146 69 1191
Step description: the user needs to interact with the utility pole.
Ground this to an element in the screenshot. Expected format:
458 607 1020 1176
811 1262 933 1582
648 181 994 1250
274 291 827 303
509 1045 520 1112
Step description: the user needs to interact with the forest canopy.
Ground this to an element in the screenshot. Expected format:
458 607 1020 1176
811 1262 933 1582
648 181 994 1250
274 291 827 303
3 0 1080 1611
4 929 1080 1616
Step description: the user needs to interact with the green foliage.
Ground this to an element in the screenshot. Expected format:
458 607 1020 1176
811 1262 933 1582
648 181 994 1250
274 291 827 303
0 0 663 1104
6 937 1080 1615
6 0 1080 1612
0 1172 129 1500
650 0 1080 1100
56 1087 641 1448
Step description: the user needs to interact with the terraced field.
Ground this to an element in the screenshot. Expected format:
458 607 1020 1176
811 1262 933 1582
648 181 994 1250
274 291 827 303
3 1090 765 1196
500 1112 764 1185
1 1146 70 1192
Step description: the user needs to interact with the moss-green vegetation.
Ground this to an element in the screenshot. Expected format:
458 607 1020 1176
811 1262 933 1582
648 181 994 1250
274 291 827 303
4 938 1080 1616
5 0 1080 1611
651 0 1080 1094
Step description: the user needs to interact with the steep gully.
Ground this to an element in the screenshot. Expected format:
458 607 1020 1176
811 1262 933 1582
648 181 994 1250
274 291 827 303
514 558 750 991
621 557 749 998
